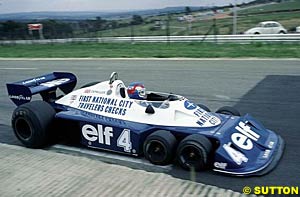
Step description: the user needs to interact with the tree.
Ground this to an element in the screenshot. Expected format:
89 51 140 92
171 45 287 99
185 6 191 15
95 17 106 30
131 15 143 25
1 20 23 39
43 20 73 39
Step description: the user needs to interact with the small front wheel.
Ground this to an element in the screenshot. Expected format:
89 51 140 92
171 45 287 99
143 130 177 165
177 134 212 171
197 104 211 112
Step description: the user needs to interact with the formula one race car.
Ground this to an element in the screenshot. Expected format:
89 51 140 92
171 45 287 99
6 72 284 176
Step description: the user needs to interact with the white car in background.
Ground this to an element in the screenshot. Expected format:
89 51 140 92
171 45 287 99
244 21 287 34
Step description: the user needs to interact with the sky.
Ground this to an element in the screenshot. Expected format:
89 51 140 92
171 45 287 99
0 0 252 14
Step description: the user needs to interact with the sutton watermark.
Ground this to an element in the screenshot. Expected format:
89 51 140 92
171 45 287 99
242 186 298 195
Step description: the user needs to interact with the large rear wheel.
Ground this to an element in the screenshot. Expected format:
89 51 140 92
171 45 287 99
11 101 56 148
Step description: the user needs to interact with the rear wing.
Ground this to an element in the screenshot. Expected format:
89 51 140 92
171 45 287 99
7 72 77 106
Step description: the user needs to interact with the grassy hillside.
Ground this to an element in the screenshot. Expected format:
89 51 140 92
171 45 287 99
239 1 300 14
74 1 300 37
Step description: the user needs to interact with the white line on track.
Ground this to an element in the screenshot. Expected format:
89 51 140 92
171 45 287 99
0 68 37 70
215 95 232 100
50 144 172 173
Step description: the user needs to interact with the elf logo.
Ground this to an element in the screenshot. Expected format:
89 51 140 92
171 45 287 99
81 124 132 153
82 124 113 145
231 121 260 150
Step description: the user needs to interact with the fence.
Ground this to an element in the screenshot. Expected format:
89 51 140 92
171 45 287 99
1 34 300 45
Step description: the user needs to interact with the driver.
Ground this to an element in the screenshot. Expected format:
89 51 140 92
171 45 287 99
127 82 147 100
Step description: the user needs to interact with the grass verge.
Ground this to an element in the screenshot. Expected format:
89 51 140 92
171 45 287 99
0 42 300 58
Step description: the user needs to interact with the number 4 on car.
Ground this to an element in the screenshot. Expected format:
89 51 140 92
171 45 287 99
6 72 284 176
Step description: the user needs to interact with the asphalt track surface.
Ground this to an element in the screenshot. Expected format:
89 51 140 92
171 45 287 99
0 59 300 193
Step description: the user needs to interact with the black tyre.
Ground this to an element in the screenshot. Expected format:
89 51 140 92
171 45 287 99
144 130 177 165
216 106 241 116
177 134 212 171
197 104 211 112
80 81 100 88
11 101 56 148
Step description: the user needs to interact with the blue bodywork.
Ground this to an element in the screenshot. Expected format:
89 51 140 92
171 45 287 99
7 72 284 176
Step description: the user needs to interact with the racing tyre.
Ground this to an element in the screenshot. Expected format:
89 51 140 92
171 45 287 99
80 81 100 88
144 130 177 165
177 134 212 171
11 101 56 148
216 106 240 116
197 104 211 112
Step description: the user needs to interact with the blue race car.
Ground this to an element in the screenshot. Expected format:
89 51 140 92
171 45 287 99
6 72 284 176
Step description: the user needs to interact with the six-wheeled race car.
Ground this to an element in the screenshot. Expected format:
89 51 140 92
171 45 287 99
6 72 284 176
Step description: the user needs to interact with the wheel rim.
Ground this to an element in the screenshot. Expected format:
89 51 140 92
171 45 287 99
179 145 203 168
15 118 32 140
146 140 167 163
